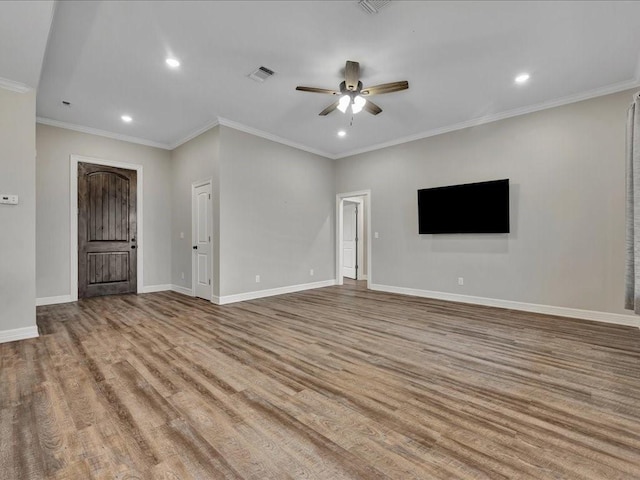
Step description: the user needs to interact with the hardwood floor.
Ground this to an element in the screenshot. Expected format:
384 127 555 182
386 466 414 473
2 284 640 479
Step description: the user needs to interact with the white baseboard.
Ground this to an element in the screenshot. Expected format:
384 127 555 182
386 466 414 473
0 326 39 344
36 295 74 306
141 284 172 293
370 283 640 328
212 295 221 305
171 285 194 297
359 275 368 281
218 279 336 305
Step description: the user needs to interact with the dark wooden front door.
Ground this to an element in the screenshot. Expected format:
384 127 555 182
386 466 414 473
78 162 137 298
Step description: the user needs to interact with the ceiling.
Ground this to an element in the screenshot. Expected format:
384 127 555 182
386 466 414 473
0 1 54 91
4 1 640 157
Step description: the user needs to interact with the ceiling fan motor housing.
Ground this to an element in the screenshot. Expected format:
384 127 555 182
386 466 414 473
340 81 363 94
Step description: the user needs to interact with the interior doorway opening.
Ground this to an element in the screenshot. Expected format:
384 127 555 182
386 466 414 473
336 190 371 288
342 197 363 280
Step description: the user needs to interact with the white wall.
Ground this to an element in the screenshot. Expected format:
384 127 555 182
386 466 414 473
170 127 220 295
36 124 172 298
218 126 335 296
0 88 37 335
337 89 635 316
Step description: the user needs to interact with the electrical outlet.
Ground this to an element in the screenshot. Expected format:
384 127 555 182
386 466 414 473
310 269 314 276
180 232 184 239
255 275 261 283
181 272 185 280
374 232 379 239
458 277 464 286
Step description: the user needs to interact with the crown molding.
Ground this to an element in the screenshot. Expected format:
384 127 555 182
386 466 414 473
36 77 640 158
0 77 32 93
217 117 336 159
36 117 172 150
168 119 220 150
334 78 640 160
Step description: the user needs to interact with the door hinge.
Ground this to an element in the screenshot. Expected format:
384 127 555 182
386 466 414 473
208 194 211 200
208 279 211 285
209 236 211 242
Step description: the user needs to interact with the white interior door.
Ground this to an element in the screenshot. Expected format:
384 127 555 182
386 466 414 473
193 183 211 300
343 202 357 279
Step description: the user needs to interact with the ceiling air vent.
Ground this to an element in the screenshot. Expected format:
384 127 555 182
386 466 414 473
248 66 275 82
358 0 391 14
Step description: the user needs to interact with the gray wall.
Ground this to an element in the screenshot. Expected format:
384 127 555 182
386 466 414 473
170 127 220 295
0 89 36 332
36 124 172 297
219 126 335 296
337 89 634 315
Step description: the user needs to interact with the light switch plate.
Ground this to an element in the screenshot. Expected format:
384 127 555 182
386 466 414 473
0 194 18 205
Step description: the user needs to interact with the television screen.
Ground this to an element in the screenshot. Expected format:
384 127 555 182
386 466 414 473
418 179 509 234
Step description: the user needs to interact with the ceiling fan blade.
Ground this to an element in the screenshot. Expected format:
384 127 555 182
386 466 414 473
296 86 341 95
364 99 382 115
345 61 360 91
319 100 340 116
361 81 409 96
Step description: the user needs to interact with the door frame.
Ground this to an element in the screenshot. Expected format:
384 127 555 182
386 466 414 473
192 178 213 301
69 154 144 302
336 190 371 288
343 197 364 280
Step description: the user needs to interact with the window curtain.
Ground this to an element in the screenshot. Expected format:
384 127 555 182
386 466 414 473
625 92 640 313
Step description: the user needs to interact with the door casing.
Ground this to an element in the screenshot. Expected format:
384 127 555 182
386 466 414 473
70 154 143 302
336 190 371 288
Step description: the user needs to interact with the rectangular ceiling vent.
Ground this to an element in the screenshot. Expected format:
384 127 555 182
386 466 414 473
358 0 391 14
248 66 275 82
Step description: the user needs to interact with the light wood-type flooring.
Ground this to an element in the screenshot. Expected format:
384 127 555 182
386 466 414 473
2 282 640 479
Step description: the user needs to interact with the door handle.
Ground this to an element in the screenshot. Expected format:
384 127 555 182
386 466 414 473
131 245 136 249
193 246 197 250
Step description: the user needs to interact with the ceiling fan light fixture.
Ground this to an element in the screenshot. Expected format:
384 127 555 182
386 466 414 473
337 95 351 113
296 60 406 116
351 95 366 114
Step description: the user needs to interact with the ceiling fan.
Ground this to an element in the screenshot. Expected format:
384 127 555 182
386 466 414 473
296 60 409 116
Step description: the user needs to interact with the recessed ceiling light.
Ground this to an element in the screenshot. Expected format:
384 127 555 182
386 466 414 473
121 115 132 123
515 73 530 84
166 58 180 68
338 130 346 137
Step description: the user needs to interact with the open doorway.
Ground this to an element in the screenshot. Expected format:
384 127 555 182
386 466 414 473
336 190 371 288
342 197 363 280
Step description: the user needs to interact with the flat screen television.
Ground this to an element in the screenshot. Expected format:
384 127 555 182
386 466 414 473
418 179 510 234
